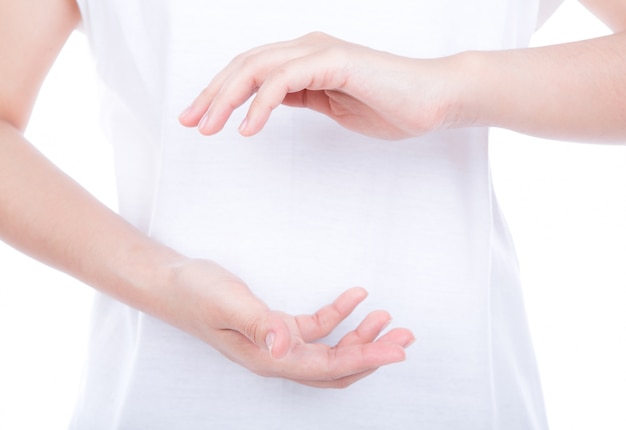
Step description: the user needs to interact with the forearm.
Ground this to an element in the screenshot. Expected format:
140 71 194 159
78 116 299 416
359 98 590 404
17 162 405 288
0 120 184 313
457 32 626 143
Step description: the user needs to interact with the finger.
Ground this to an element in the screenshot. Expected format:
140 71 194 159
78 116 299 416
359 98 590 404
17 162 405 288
179 33 336 127
212 329 380 389
271 340 406 381
294 328 415 388
291 368 378 389
290 341 406 382
334 310 392 348
211 328 285 376
295 287 368 342
194 50 299 135
212 286 292 359
374 327 416 349
330 342 405 378
185 40 323 134
195 78 259 136
282 89 332 115
178 39 297 127
215 324 407 382
239 50 350 136
178 69 238 128
236 311 292 359
212 319 291 372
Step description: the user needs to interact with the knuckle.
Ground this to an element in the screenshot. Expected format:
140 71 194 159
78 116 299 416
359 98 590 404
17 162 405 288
310 311 327 331
242 316 262 344
266 64 290 84
238 54 257 71
230 50 262 73
231 50 252 66
303 31 331 43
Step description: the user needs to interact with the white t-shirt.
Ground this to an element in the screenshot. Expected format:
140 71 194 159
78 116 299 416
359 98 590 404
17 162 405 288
71 1 564 428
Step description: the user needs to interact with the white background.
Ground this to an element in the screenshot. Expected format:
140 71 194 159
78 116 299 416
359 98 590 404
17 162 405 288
1 1 625 429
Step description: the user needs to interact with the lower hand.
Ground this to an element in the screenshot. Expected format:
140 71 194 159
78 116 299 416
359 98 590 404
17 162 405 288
159 259 414 388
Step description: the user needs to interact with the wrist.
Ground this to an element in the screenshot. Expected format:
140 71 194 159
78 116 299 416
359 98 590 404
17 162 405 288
437 50 487 130
100 235 188 317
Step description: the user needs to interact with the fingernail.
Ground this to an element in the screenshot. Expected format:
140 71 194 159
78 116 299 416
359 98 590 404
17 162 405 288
198 112 210 130
238 116 248 134
265 332 275 356
404 337 416 348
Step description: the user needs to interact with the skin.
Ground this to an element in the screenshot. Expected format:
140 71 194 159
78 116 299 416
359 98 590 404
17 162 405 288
0 0 413 389
0 0 623 388
181 1 626 143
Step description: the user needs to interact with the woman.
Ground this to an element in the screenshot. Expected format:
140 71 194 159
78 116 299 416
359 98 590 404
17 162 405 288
1 0 624 428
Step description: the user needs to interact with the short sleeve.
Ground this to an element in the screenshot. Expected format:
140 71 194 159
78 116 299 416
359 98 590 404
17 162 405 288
536 0 566 29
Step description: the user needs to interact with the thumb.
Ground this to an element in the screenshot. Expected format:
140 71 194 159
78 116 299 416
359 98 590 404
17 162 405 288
236 310 291 359
260 311 292 359
213 281 292 359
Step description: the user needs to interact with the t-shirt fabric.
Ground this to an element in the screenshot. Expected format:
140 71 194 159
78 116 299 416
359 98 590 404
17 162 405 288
71 1 564 428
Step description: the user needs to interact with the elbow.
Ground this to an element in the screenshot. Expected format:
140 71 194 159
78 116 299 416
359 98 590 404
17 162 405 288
0 107 31 135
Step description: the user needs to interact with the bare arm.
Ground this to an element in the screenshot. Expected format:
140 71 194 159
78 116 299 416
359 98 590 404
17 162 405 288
0 0 179 321
463 0 626 142
462 31 626 142
182 0 626 144
0 0 413 388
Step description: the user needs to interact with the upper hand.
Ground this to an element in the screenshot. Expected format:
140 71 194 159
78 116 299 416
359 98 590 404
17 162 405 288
179 32 462 140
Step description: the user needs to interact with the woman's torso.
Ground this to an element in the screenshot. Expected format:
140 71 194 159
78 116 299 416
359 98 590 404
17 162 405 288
71 1 557 428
